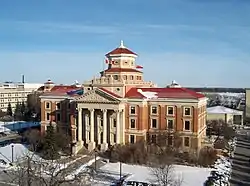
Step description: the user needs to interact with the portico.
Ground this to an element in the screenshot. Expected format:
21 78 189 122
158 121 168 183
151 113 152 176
73 88 125 153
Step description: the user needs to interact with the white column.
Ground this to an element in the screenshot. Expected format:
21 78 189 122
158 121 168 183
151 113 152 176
116 110 120 144
78 108 82 142
121 109 125 144
88 108 96 151
103 109 107 143
101 109 108 151
90 108 95 142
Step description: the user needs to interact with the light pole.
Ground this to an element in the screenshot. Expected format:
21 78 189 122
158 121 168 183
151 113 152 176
94 149 97 172
119 161 122 181
11 145 14 163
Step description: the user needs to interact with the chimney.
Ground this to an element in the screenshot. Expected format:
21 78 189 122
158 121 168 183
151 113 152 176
22 75 25 83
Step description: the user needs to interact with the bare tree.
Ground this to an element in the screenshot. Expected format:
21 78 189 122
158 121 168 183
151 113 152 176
149 155 183 186
5 152 92 186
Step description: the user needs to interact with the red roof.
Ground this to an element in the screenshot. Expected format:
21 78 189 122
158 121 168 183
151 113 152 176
102 68 142 73
125 87 205 99
106 47 137 56
41 85 81 97
99 87 122 98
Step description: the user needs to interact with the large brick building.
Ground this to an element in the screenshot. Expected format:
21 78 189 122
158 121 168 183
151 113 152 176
40 41 207 154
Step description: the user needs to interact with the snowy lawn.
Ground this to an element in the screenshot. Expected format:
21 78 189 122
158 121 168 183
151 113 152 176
99 163 211 186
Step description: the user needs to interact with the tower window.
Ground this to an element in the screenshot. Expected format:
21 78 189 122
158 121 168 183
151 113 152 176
113 75 118 80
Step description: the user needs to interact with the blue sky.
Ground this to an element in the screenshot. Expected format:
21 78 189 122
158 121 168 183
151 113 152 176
0 0 250 87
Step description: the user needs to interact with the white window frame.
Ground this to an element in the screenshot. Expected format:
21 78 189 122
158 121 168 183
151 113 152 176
183 120 191 131
167 106 174 116
183 107 191 116
151 106 158 115
56 102 61 110
167 119 174 130
130 118 136 129
130 106 136 115
151 118 158 129
45 102 51 109
183 137 190 147
129 134 136 144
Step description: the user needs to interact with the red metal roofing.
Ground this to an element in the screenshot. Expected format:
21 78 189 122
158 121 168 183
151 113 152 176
102 68 142 73
106 47 137 56
99 87 122 98
41 85 80 97
125 87 205 99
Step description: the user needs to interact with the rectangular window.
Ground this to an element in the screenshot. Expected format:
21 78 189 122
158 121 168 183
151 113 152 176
46 113 50 121
184 107 191 116
184 137 190 147
113 134 117 143
130 135 135 144
167 106 174 115
151 119 157 128
151 106 157 114
151 135 157 144
168 136 173 146
113 119 117 127
56 113 61 122
130 106 136 114
56 103 61 110
130 119 136 128
68 103 71 109
184 120 191 131
46 102 50 109
167 119 174 130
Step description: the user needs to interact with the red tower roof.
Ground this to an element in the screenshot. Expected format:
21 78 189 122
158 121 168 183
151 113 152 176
105 40 137 56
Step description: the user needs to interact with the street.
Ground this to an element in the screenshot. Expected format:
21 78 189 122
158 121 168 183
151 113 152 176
230 129 250 186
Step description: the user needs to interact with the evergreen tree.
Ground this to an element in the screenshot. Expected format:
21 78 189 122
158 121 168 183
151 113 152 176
20 101 27 120
6 102 13 116
14 102 22 121
42 123 60 160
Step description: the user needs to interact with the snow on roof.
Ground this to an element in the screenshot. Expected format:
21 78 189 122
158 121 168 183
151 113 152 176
207 106 243 115
137 89 158 99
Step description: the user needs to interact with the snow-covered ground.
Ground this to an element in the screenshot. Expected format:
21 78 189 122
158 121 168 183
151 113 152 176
91 162 211 185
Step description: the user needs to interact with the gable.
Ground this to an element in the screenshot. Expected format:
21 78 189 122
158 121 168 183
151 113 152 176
75 89 120 103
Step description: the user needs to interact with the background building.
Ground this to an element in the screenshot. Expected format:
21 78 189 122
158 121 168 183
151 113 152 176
0 81 43 112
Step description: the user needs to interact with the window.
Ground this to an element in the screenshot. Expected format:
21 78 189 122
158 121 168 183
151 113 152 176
56 103 61 110
168 136 173 146
113 75 118 80
116 88 120 91
8 94 11 97
151 106 157 114
130 119 136 128
167 106 174 115
151 135 157 144
46 113 50 121
184 137 190 147
130 106 136 114
56 113 61 122
113 119 117 127
15 94 18 97
130 76 134 80
167 119 174 130
113 134 117 143
151 119 157 128
45 102 50 109
68 103 71 109
184 120 191 131
184 107 191 116
130 135 135 144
